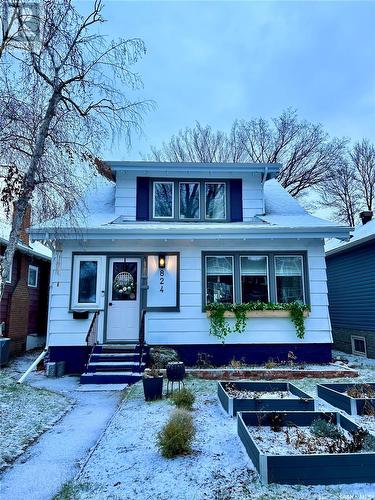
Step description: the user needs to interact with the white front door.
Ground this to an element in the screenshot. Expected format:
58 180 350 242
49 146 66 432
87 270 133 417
106 257 141 342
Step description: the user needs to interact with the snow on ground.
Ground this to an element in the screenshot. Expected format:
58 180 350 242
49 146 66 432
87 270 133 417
0 366 72 472
58 353 375 500
0 352 122 500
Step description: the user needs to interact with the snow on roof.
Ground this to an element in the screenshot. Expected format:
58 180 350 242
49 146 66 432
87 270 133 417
0 218 51 260
326 218 375 255
260 180 342 228
30 177 350 240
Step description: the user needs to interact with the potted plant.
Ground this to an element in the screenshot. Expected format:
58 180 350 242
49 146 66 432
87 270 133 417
143 366 163 401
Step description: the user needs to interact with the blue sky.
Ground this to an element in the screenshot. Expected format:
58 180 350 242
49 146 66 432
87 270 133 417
88 0 375 160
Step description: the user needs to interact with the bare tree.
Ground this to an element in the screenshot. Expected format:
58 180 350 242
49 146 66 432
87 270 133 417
351 138 375 211
149 110 347 196
317 159 359 227
0 0 151 298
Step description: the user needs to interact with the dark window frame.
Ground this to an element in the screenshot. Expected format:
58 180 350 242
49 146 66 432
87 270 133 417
202 251 310 310
149 178 230 222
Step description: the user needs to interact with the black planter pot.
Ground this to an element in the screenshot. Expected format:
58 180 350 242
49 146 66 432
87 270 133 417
166 362 185 382
143 376 163 401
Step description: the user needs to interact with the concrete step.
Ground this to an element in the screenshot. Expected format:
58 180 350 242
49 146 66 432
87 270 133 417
87 361 145 371
94 345 140 354
90 353 143 362
80 371 143 384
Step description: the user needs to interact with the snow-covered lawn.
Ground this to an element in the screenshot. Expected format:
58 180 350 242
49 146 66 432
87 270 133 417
55 353 375 500
0 369 72 472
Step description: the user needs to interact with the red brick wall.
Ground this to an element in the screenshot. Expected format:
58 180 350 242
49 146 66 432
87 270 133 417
7 254 30 355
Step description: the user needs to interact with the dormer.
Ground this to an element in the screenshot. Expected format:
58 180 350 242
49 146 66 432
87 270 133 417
106 161 280 222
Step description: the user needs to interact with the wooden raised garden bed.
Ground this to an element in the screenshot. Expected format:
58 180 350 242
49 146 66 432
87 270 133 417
218 381 315 416
238 410 375 485
317 383 375 416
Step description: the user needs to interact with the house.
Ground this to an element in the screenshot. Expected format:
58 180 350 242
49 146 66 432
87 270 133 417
29 161 350 383
1 207 51 356
325 210 375 358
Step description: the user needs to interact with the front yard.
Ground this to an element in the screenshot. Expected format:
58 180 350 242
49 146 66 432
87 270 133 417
0 370 72 472
55 355 375 500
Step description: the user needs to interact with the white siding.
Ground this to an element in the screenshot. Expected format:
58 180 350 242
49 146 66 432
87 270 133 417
242 172 263 219
46 238 332 347
115 171 137 218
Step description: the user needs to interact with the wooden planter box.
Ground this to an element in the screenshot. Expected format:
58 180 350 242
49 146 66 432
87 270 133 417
317 383 375 416
238 411 375 485
207 310 309 318
218 381 315 416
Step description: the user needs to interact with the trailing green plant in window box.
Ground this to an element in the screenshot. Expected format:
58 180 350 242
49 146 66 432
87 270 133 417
205 301 310 342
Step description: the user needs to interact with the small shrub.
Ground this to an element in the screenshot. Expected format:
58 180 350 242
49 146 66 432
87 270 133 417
149 347 179 369
269 413 284 432
157 409 196 458
363 432 375 452
229 356 246 368
196 352 214 368
171 388 195 410
264 358 276 369
310 418 343 439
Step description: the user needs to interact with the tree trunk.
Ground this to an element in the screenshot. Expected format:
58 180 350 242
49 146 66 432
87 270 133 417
0 90 60 300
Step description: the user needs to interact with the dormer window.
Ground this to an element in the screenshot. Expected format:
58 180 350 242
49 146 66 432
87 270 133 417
179 182 200 219
153 181 174 219
205 182 226 220
151 179 229 222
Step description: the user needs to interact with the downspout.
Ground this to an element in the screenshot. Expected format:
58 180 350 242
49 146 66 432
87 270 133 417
261 165 268 215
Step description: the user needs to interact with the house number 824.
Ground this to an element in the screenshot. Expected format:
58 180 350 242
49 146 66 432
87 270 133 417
159 269 165 293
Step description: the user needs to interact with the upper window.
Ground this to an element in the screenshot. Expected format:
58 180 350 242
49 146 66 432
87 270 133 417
205 256 234 304
240 256 269 302
153 181 174 219
151 179 228 221
275 256 304 303
28 265 38 288
205 182 226 220
179 182 200 219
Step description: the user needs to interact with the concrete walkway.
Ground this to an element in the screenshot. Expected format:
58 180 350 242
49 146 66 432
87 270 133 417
0 368 122 500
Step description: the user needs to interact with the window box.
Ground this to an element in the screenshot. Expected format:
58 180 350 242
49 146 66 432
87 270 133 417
206 309 310 318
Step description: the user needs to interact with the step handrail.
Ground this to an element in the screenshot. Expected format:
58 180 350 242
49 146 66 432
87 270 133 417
84 311 100 373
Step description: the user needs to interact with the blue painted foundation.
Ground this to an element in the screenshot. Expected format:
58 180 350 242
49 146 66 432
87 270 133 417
48 346 90 374
48 343 332 374
165 343 332 367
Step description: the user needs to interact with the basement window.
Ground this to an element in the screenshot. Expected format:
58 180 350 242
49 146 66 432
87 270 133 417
28 265 38 288
351 336 367 357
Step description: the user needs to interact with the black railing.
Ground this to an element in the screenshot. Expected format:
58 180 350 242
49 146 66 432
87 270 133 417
84 311 100 373
139 309 146 367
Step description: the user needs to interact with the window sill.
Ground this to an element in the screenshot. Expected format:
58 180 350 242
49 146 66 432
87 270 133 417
206 310 310 318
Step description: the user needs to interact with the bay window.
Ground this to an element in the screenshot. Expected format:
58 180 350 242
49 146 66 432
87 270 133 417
240 256 269 302
206 256 234 304
204 252 308 305
275 256 304 303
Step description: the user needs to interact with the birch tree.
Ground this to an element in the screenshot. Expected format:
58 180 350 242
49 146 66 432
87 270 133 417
0 0 151 298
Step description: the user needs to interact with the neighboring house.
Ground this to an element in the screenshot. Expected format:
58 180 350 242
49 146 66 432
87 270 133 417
325 211 375 358
29 162 350 383
1 208 51 356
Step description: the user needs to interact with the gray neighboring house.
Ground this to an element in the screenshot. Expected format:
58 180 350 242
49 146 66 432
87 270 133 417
326 211 375 358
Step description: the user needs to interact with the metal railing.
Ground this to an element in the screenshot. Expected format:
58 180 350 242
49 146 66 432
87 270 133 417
138 309 146 367
84 311 100 373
